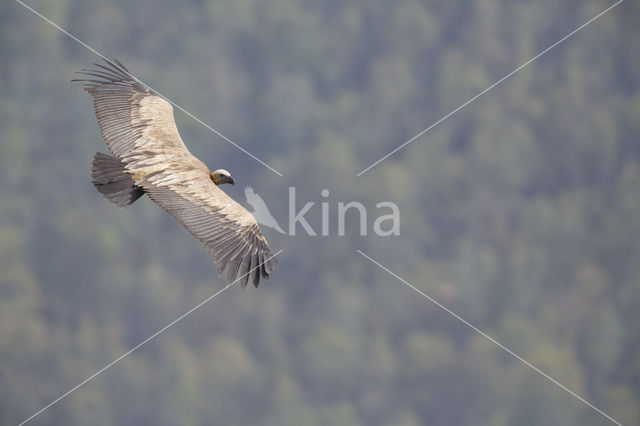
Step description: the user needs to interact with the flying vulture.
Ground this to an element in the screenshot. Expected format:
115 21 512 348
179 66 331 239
75 58 276 288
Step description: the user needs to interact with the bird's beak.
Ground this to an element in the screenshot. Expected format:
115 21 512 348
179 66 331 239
228 176 235 186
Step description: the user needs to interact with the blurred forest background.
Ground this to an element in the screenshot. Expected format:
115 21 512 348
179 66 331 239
1 0 639 425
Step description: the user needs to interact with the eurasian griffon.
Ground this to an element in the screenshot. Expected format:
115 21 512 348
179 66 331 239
75 58 276 288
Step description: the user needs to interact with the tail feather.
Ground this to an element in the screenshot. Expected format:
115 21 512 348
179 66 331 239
92 152 144 207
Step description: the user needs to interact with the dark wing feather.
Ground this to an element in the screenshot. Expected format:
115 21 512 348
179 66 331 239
77 58 276 286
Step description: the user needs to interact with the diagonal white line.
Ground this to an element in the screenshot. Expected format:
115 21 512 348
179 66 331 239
356 0 624 176
18 250 283 426
13 0 283 177
356 249 623 426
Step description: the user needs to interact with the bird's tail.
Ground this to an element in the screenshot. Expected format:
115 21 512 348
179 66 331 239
91 152 144 207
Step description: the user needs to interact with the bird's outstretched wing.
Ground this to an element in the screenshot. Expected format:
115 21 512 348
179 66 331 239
75 58 276 287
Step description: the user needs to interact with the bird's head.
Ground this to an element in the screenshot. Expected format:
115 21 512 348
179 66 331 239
210 169 235 186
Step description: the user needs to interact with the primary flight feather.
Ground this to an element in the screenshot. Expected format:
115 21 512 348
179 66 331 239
75 58 276 288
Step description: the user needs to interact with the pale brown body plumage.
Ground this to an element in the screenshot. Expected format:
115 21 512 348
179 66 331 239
76 58 276 288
